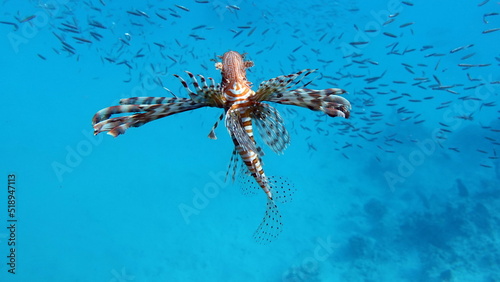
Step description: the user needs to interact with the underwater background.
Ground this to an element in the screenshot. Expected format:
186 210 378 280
1 0 499 281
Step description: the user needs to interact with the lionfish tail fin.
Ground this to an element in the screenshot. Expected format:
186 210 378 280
252 176 295 244
253 198 283 244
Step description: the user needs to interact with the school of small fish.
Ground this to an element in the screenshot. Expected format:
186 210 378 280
2 0 498 243
92 50 351 243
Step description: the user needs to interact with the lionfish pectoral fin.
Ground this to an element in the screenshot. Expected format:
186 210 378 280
92 104 147 137
252 104 291 154
254 69 318 101
254 68 351 118
174 72 224 107
322 103 351 118
267 88 351 119
93 116 131 137
119 97 177 105
92 98 207 137
225 109 259 154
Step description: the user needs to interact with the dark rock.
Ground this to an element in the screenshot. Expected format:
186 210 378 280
363 198 387 221
439 269 452 281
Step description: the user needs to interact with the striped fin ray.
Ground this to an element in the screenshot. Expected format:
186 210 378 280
119 97 175 105
252 103 290 154
92 98 206 137
225 148 241 183
174 71 224 107
208 113 224 140
266 88 351 118
93 104 145 125
254 69 317 102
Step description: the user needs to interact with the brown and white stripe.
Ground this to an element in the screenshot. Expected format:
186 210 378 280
91 50 352 244
219 51 273 199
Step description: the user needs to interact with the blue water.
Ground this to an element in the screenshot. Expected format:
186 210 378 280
1 0 499 281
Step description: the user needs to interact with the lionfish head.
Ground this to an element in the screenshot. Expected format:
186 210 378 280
218 51 254 85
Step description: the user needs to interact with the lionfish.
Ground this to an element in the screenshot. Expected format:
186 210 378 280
92 51 351 243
